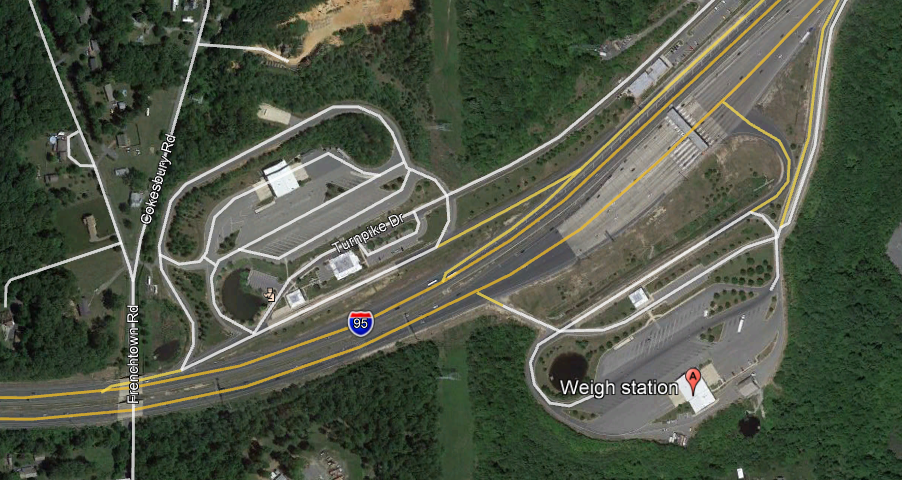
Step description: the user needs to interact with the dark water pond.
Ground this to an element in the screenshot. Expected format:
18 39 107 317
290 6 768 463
548 352 588 391
153 340 180 362
221 269 265 322
738 415 761 437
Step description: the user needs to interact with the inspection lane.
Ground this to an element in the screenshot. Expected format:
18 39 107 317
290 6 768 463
0 0 816 425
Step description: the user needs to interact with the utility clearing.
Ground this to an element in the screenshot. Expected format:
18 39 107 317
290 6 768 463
281 0 412 63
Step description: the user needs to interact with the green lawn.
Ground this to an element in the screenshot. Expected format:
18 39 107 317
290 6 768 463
98 85 181 253
430 0 463 156
437 323 476 480
81 446 115 477
55 196 117 254
64 247 126 298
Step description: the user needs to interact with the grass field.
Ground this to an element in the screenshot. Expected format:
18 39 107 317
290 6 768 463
436 322 476 480
711 245 775 287
138 270 191 373
509 137 780 321
758 38 817 153
81 446 115 476
98 85 181 254
55 196 117 254
644 216 773 295
429 0 463 159
64 247 126 298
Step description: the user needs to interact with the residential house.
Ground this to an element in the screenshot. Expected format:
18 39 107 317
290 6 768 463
104 84 115 103
43 173 59 184
82 214 97 239
1 312 16 344
129 191 145 208
17 465 37 479
116 133 130 148
114 167 130 177
76 297 91 318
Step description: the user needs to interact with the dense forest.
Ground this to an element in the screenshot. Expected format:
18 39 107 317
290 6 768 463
466 0 902 476
0 3 70 283
166 112 394 257
3 0 902 478
138 0 434 258
0 271 118 381
0 3 120 381
39 0 188 91
456 0 685 173
0 342 441 479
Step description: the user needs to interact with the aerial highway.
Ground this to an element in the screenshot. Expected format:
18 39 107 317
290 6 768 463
0 0 846 439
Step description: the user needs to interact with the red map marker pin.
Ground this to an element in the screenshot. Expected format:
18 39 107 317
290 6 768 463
685 368 701 396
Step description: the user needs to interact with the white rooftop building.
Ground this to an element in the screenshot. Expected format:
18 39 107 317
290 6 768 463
263 160 300 198
329 251 363 280
628 287 649 308
676 374 716 414
285 289 305 309
625 57 672 98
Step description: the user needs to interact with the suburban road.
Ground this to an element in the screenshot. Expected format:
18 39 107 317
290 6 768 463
0 0 839 430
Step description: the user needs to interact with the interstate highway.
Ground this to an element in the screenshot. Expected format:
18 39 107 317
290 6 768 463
0 0 830 427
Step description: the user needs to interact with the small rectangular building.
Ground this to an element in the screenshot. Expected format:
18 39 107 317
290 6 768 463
263 160 300 198
116 133 130 148
104 83 115 103
285 289 305 309
626 57 671 97
628 287 649 308
257 103 292 125
329 251 363 281
130 191 146 208
737 376 759 398
82 214 97 238
676 373 716 413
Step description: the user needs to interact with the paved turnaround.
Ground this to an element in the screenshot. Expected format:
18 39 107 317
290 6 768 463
0 0 845 429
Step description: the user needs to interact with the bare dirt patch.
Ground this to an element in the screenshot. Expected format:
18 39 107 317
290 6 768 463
281 0 413 62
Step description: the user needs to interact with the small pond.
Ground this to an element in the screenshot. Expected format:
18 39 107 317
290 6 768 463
738 415 761 437
221 268 266 322
548 352 589 391
153 340 180 362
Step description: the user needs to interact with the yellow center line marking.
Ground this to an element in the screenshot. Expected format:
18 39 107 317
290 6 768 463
721 102 793 210
779 0 840 226
0 0 773 406
444 0 785 283
438 172 577 249
99 369 183 394
476 291 504 308
440 0 771 282
0 0 838 419
443 175 577 281
440 173 579 281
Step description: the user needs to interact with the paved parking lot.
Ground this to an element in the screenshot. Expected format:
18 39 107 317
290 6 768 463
206 154 415 262
577 284 778 434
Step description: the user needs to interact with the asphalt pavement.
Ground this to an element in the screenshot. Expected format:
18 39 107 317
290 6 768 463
0 0 832 431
